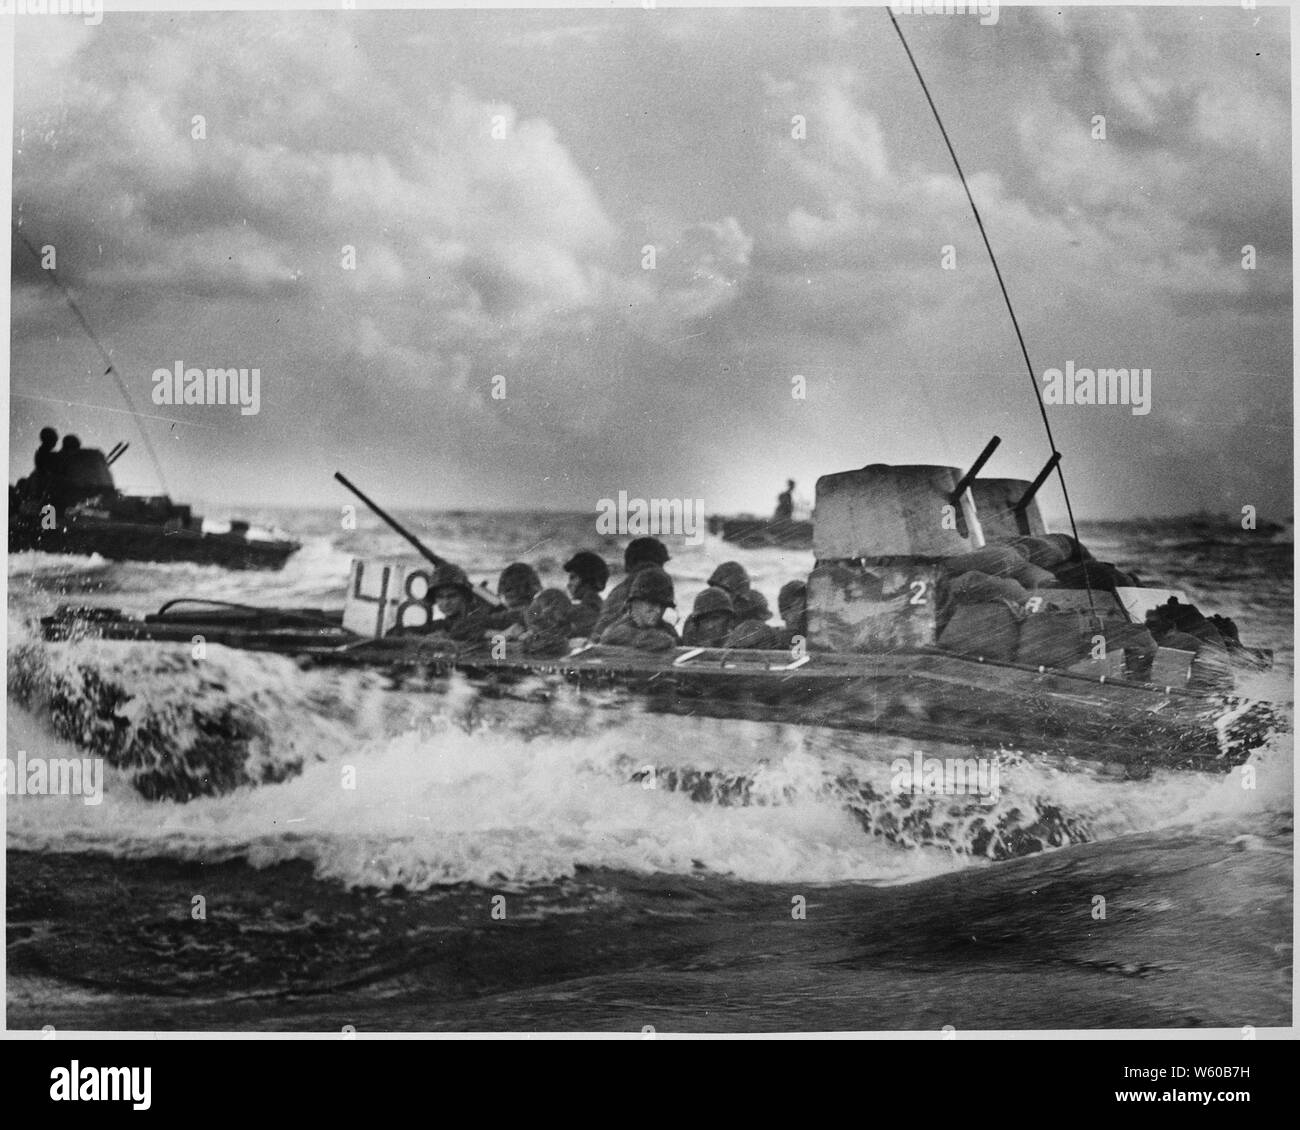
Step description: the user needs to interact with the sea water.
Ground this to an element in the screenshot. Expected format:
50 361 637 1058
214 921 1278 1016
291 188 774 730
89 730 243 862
5 510 1292 1031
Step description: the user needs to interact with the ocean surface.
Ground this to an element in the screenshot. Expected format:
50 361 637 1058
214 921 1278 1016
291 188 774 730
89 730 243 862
5 509 1294 1032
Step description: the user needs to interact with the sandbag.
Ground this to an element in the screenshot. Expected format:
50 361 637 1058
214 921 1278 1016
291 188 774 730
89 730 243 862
948 571 1030 605
1000 535 1068 570
1015 562 1057 589
1043 533 1093 563
936 602 1019 662
943 546 1027 579
1051 559 1137 592
945 548 1054 589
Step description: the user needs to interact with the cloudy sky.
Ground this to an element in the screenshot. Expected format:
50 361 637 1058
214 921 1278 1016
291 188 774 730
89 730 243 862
8 4 1292 522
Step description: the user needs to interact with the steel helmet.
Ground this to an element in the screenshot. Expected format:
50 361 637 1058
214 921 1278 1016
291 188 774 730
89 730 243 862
526 588 574 631
563 550 610 592
624 537 670 569
777 580 807 617
734 589 771 622
498 562 542 604
430 563 472 597
627 566 676 608
39 427 58 445
707 561 750 595
691 586 734 617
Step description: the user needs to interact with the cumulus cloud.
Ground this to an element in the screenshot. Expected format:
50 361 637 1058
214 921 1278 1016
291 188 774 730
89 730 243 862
8 6 1290 519
632 217 753 341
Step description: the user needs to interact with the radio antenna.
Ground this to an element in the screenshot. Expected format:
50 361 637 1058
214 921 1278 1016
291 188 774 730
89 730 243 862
14 225 170 494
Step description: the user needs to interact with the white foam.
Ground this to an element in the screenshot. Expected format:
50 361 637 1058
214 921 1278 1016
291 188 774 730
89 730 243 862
9 671 1290 892
6 695 973 888
7 550 110 577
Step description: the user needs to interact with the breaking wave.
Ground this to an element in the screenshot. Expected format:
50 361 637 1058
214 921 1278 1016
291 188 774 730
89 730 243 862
7 627 1291 890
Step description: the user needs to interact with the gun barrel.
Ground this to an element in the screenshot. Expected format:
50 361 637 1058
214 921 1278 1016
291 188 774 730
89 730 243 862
333 472 502 608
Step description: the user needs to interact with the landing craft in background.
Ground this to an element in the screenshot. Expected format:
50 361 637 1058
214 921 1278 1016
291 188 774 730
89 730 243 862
707 478 815 549
8 429 300 571
8 231 301 571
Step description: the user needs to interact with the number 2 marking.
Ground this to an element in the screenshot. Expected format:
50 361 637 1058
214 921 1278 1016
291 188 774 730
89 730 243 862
909 580 928 605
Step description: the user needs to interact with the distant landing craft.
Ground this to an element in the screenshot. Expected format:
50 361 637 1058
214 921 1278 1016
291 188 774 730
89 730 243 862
708 479 815 549
9 229 301 572
9 436 300 571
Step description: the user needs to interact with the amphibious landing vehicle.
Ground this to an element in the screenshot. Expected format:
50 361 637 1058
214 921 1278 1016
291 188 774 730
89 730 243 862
9 441 300 571
41 458 1278 775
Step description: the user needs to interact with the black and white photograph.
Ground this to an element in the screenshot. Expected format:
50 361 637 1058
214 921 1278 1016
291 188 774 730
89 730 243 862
3 0 1293 1047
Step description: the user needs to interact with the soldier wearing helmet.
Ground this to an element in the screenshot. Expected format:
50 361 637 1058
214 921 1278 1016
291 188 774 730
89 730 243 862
520 588 576 658
707 561 750 598
775 580 809 648
723 615 780 650
35 427 59 476
591 536 671 638
563 550 609 638
486 562 543 635
420 562 491 642
706 561 777 648
597 566 679 651
681 586 735 648
725 588 780 649
733 588 772 623
17 426 59 501
498 563 542 609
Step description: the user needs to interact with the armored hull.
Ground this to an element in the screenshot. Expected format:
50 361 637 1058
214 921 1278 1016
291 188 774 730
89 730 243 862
10 511 299 571
9 490 300 571
41 601 1276 775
